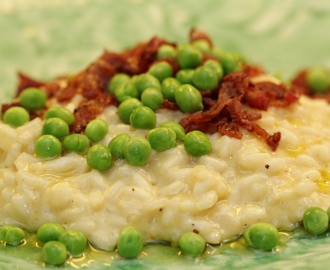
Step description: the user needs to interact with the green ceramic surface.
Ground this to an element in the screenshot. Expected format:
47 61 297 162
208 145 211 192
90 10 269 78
1 0 330 269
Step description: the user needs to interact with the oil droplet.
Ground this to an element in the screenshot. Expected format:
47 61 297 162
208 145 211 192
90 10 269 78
315 169 330 193
286 116 303 127
285 146 304 158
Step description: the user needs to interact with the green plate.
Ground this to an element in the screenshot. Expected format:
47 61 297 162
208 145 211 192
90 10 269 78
1 0 330 269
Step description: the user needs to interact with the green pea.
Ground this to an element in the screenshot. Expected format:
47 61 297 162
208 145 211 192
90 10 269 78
37 223 65 244
303 207 329 235
42 241 67 265
42 118 70 140
175 69 195 84
161 77 181 102
19 87 47 111
141 87 164 110
178 232 206 257
160 121 186 141
45 107 74 125
147 127 177 152
220 52 243 75
117 226 143 259
34 135 62 159
3 106 30 128
134 73 161 96
235 53 248 65
114 81 139 103
192 39 211 53
130 74 139 85
108 73 131 94
85 119 108 142
192 66 218 91
59 229 87 257
157 44 177 60
124 137 151 166
211 47 226 61
204 59 224 81
108 133 131 160
86 144 112 172
177 44 202 69
327 206 330 221
62 134 90 155
129 106 157 130
244 223 279 251
4 226 25 245
184 130 212 157
306 67 330 93
0 225 16 241
148 61 173 82
118 98 143 124
174 84 203 113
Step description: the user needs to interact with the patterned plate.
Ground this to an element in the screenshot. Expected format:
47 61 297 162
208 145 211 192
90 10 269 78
1 0 330 269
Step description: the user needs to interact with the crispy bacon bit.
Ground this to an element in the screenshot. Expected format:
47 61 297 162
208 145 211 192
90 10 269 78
244 81 299 110
162 99 179 110
189 28 213 48
16 72 45 96
71 93 116 133
119 36 172 75
242 65 265 78
291 70 309 94
1 102 20 117
180 72 295 151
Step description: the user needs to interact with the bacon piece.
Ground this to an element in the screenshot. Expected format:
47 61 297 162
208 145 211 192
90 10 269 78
16 72 66 100
119 36 171 75
1 102 20 116
244 82 299 110
242 65 265 78
16 72 45 96
162 99 179 110
56 51 123 101
186 72 248 123
70 93 116 134
189 28 213 48
180 72 284 151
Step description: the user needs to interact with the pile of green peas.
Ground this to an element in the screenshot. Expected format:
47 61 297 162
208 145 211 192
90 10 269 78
105 40 247 165
3 204 330 265
0 223 206 263
112 39 244 123
3 87 47 128
37 223 88 265
34 106 100 161
6 88 213 172
0 223 88 266
3 39 244 171
39 224 144 262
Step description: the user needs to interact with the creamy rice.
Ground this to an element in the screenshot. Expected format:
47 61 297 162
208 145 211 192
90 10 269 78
1 93 330 251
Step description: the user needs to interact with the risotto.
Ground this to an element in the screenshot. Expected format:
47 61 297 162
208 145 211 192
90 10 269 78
1 30 330 260
0 92 330 251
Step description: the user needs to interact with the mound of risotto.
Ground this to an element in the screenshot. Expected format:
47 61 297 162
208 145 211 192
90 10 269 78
1 29 330 254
